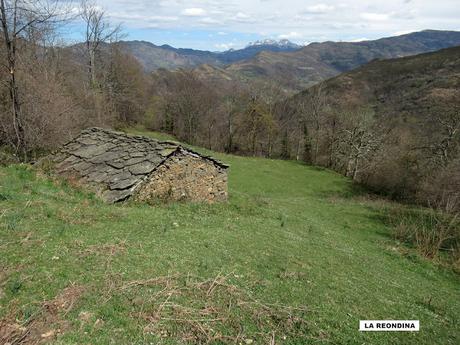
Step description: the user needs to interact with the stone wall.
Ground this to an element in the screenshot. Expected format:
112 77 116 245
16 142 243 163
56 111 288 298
134 151 228 203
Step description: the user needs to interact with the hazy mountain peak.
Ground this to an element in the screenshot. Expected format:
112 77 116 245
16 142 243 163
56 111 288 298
246 39 300 49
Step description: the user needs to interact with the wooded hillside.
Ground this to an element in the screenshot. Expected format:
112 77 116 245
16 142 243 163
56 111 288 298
285 46 460 210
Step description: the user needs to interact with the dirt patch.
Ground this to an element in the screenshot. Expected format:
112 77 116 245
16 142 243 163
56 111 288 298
0 269 8 300
79 241 127 258
278 270 306 281
116 273 308 344
0 284 85 345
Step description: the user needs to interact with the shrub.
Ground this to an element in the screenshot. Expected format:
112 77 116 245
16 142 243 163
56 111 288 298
0 149 19 166
388 207 459 262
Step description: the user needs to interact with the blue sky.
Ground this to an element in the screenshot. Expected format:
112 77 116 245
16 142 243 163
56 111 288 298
64 0 460 51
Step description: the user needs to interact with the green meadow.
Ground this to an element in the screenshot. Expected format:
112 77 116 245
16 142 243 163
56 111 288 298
0 131 459 344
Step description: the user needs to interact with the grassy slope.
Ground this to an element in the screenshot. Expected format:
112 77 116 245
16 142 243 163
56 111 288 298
0 132 459 344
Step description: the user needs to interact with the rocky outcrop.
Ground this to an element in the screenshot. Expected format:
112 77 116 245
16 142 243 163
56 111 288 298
47 128 228 203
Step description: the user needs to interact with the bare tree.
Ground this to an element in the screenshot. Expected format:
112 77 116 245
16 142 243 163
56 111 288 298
223 94 238 153
154 70 218 145
257 82 282 157
80 0 121 88
294 99 312 163
338 110 381 181
431 106 460 166
0 0 70 158
102 43 149 124
324 110 341 168
297 84 327 163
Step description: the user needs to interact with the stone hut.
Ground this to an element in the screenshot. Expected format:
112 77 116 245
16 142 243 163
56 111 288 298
47 128 228 203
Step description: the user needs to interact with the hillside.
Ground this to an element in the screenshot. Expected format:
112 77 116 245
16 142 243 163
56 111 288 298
117 39 301 72
294 45 460 119
224 30 460 92
116 41 221 71
1 131 459 344
282 46 460 208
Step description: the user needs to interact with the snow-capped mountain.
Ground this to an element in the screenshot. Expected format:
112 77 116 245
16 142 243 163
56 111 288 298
246 39 301 49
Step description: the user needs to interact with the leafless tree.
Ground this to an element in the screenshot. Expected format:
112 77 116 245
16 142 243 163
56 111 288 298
0 0 71 159
338 110 381 181
432 106 460 166
297 84 327 163
222 93 238 153
153 70 218 145
80 0 122 88
257 82 282 157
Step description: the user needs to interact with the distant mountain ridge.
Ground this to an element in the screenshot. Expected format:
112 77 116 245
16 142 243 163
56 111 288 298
118 30 460 94
117 39 301 71
222 30 460 92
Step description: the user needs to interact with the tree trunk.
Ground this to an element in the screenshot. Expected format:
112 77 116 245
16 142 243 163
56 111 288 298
251 131 257 156
346 156 354 178
267 131 272 158
303 121 312 164
226 112 233 153
352 156 360 181
187 113 194 143
9 70 26 158
86 40 98 89
1 0 26 159
296 136 301 161
313 120 320 163
327 119 337 168
207 123 213 150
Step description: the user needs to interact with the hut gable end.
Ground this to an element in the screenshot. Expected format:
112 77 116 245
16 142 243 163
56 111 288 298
135 149 228 203
48 128 228 203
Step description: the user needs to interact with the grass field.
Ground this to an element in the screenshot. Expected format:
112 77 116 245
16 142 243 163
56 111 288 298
0 131 459 344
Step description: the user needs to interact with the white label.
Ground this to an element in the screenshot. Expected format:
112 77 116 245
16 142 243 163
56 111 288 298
359 320 419 332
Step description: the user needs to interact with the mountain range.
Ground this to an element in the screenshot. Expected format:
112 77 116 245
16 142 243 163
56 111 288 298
117 39 302 71
118 30 460 94
209 30 460 92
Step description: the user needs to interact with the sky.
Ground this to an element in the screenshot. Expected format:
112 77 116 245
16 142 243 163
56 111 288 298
64 0 460 51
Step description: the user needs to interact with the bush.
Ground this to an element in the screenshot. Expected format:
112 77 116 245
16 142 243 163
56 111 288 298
388 207 459 263
0 149 19 166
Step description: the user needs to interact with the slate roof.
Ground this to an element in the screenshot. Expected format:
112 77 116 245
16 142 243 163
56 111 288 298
50 127 227 203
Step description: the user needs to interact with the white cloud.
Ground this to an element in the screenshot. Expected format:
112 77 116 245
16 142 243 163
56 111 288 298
72 0 460 50
181 8 206 17
278 31 302 39
360 12 390 21
305 4 335 14
200 17 221 25
215 42 236 50
235 12 250 19
349 37 370 42
236 12 249 18
231 11 255 23
393 29 417 36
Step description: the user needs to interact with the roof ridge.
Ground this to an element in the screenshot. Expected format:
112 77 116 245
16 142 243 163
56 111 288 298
83 127 181 146
75 127 228 169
